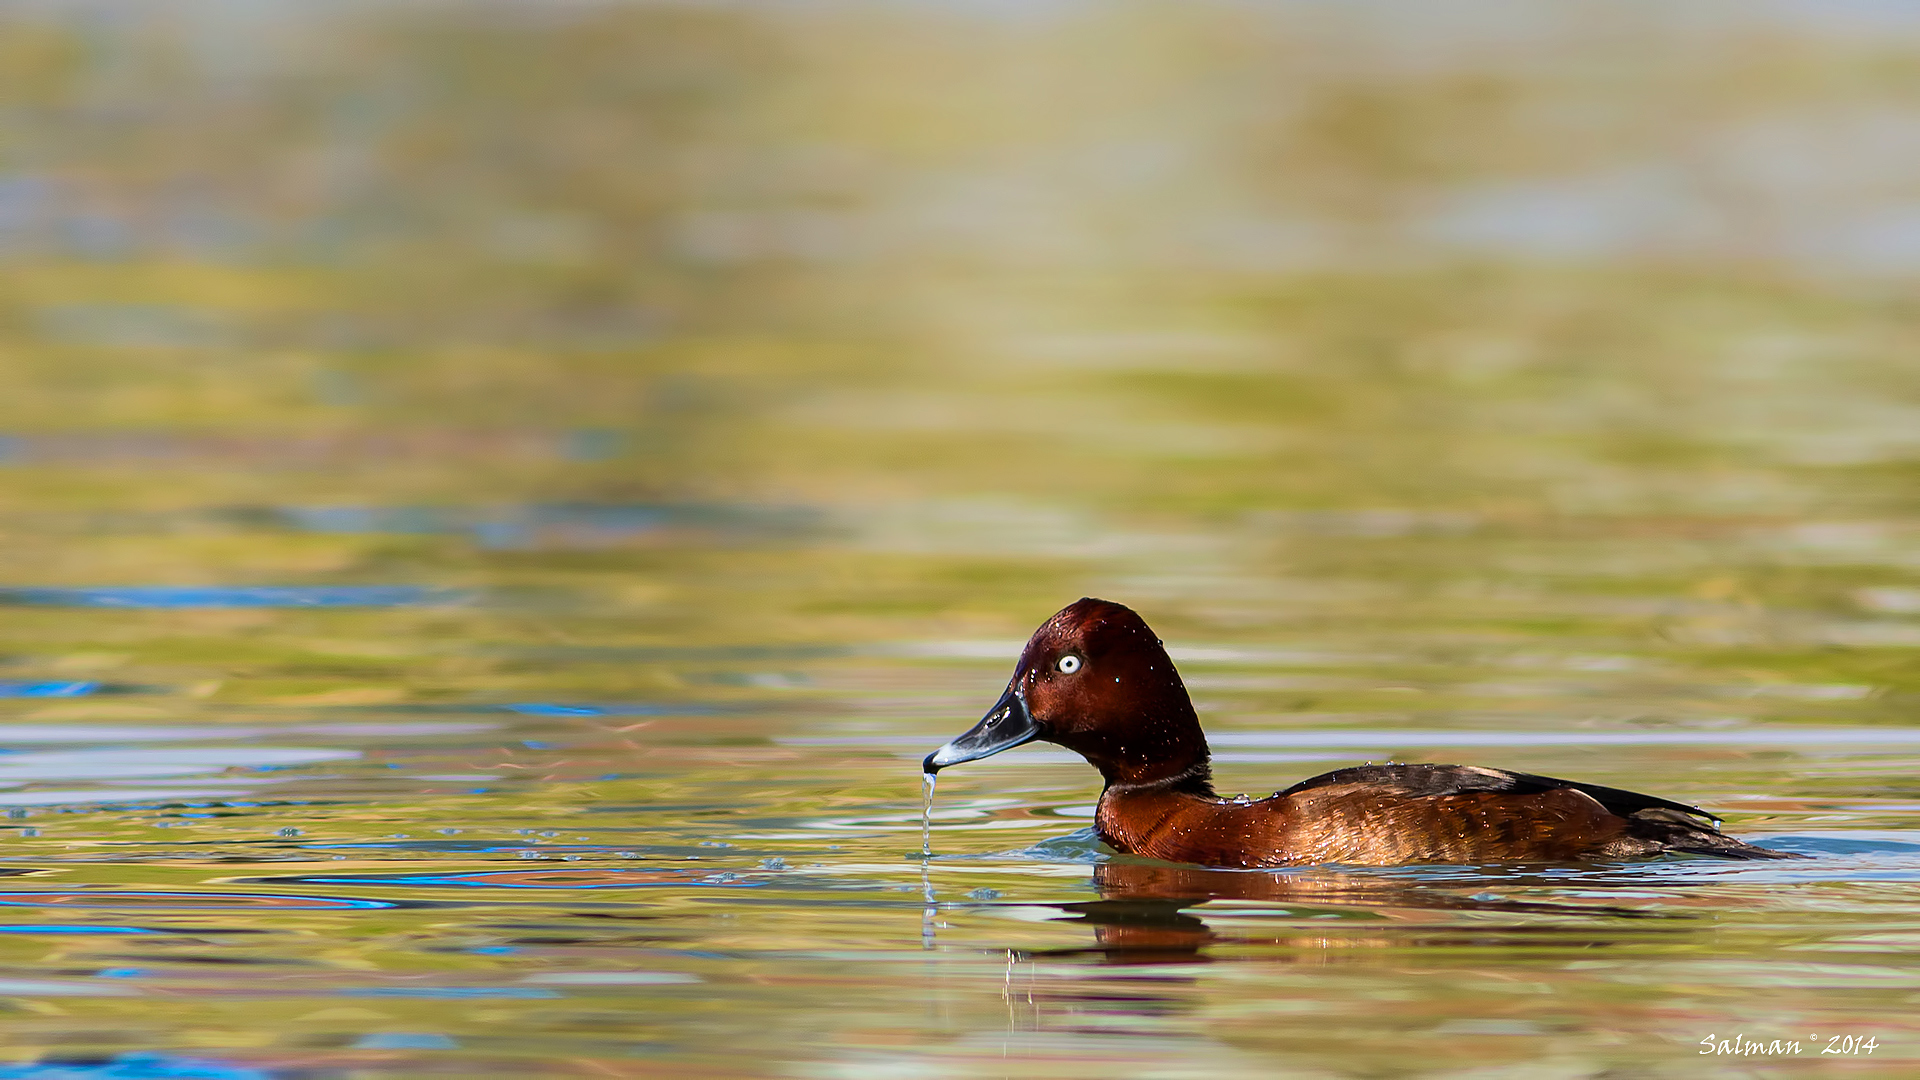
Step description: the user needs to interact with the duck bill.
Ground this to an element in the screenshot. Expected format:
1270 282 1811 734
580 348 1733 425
923 686 1039 774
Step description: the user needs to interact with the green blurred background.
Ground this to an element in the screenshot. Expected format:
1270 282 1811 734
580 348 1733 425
6 1 1920 648
4 1 1920 693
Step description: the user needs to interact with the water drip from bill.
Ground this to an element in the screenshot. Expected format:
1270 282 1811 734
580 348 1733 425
921 772 937 949
921 771 937 861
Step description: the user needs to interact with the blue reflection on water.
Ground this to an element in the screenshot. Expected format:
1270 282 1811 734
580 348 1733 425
1014 827 1111 864
0 926 158 935
500 702 695 717
352 1034 458 1050
298 841 573 853
0 1054 269 1079
327 701 724 717
1749 834 1920 856
0 682 99 697
346 987 558 999
0 586 468 608
272 502 817 549
484 644 847 662
255 869 766 889
0 892 399 910
561 429 623 462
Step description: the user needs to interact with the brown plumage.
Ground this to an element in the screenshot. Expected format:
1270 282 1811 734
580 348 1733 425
925 598 1798 867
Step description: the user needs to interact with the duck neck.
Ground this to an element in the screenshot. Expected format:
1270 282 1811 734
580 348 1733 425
1103 758 1216 798
1098 745 1213 795
1067 708 1215 795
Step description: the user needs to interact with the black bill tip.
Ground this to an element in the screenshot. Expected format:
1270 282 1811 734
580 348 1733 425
922 685 1039 775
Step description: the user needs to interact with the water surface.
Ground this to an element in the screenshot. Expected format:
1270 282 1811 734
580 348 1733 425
0 2 1918 1077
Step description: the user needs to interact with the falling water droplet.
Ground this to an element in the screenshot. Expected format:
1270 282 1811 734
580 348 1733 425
921 771 938 861
921 772 938 950
921 873 936 950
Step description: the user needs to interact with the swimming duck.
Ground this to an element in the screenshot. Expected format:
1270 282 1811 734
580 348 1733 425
923 598 1795 866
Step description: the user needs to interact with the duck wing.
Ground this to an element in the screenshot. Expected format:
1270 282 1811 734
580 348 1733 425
1273 763 1719 822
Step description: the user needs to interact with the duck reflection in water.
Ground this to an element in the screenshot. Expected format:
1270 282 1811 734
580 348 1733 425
1046 861 1661 965
987 862 1666 1039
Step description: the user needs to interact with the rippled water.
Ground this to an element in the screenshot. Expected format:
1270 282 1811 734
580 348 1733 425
3 2 1920 1077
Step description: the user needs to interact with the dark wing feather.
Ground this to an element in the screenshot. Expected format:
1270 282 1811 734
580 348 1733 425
1274 763 1720 823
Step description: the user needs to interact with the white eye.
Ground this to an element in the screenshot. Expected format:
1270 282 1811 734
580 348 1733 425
1056 654 1082 674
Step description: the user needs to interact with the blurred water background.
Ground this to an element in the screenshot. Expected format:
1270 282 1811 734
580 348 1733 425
0 1 1919 1076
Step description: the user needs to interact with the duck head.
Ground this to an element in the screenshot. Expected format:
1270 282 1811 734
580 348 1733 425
923 598 1212 790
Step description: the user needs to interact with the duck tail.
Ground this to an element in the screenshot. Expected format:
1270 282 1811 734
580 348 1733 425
1626 807 1806 860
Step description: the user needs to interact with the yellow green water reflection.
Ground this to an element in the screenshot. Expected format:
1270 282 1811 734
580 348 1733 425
0 2 1918 1076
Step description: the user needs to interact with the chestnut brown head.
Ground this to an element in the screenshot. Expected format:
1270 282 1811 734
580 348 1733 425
924 598 1211 789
